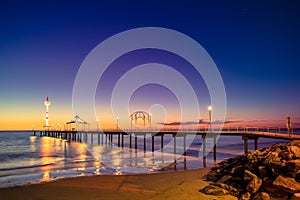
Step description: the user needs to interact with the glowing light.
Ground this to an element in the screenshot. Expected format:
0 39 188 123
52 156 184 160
41 171 51 182
44 97 51 127
208 106 212 111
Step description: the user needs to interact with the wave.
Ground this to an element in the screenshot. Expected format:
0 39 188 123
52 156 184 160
0 163 55 172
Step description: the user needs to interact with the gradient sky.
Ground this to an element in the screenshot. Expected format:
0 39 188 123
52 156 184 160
0 0 299 130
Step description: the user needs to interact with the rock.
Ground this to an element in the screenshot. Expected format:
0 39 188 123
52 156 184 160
279 151 292 161
230 165 244 175
201 185 228 196
287 160 300 172
239 192 251 200
273 175 300 193
206 170 219 182
252 192 271 200
246 178 262 194
291 193 300 200
263 183 290 200
263 152 283 167
244 170 262 194
290 140 300 148
291 146 300 158
258 166 268 178
217 175 232 184
213 183 239 196
295 171 300 182
244 170 256 181
202 141 300 199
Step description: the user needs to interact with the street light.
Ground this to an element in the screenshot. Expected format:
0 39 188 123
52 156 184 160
96 118 99 131
208 106 212 131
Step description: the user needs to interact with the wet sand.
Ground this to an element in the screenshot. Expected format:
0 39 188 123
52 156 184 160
0 168 237 200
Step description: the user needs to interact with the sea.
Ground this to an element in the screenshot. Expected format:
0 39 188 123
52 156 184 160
0 131 294 188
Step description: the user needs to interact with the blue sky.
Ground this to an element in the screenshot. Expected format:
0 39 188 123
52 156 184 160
0 0 299 129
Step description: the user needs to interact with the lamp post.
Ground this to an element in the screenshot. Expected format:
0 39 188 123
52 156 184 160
208 106 212 132
44 97 51 129
96 118 99 131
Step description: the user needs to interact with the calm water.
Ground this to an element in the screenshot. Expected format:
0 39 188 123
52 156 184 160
0 131 289 188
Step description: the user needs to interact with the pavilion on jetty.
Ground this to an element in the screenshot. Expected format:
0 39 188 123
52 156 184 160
65 115 89 131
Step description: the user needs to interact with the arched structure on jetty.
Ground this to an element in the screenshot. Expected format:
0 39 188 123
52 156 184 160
130 111 151 128
66 115 89 131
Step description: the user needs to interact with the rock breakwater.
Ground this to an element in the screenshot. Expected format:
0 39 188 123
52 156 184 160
201 140 300 200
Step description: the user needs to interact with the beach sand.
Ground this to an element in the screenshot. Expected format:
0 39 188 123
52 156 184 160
0 168 237 200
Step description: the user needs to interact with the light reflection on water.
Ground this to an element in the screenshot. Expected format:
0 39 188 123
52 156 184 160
0 131 290 188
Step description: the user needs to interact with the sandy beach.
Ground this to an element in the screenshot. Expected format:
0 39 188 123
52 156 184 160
0 168 237 200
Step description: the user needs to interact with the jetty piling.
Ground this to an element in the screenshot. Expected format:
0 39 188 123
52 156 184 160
33 128 299 168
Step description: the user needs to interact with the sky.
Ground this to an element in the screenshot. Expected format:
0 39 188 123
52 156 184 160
0 0 299 130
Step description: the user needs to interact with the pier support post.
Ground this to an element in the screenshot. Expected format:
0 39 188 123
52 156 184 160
183 135 186 156
161 135 164 150
121 133 124 148
254 138 258 150
152 135 154 152
144 134 146 152
173 134 177 155
135 136 138 151
130 134 132 149
98 132 100 145
118 133 120 147
213 137 217 162
243 137 248 154
202 136 206 158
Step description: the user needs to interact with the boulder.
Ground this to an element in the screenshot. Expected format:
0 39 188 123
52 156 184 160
252 192 271 200
230 165 244 175
217 175 232 184
291 146 300 159
290 140 300 148
291 193 300 200
244 170 262 194
286 160 300 172
279 151 292 161
273 175 300 193
201 184 228 196
244 170 257 182
257 166 268 178
201 141 300 199
213 183 239 196
246 177 262 194
295 171 300 182
239 192 251 200
206 170 219 182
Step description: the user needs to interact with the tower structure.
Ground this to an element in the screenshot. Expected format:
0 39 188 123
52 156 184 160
44 97 51 127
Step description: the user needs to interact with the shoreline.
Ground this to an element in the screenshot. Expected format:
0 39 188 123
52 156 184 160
0 168 237 200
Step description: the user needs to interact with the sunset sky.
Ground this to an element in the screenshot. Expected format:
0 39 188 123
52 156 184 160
0 1 299 130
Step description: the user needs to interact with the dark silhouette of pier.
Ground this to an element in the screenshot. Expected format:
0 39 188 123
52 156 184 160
34 127 300 168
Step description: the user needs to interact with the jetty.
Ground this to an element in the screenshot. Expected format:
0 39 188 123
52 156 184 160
33 127 300 167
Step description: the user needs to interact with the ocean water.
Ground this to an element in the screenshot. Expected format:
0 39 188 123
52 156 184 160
0 131 290 188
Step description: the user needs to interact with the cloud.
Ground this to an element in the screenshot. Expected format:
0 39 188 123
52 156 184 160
157 121 198 126
247 120 269 123
158 119 243 126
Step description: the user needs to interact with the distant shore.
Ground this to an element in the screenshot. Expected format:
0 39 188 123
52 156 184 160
0 168 237 200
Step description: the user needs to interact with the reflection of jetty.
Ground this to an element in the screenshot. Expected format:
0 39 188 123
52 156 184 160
34 128 300 167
